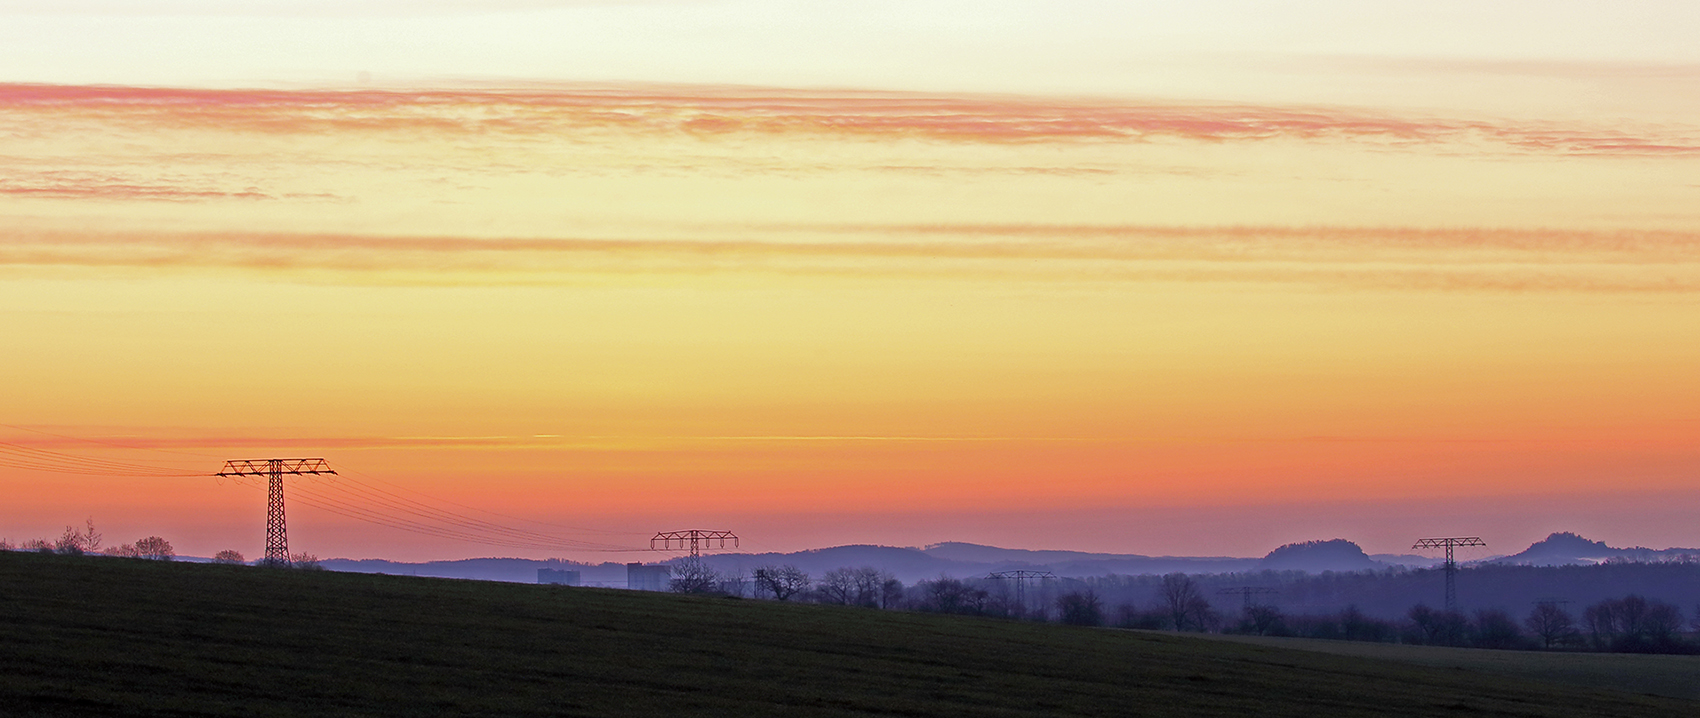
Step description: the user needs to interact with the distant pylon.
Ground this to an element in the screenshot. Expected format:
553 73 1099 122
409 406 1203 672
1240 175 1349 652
216 459 336 566
651 529 737 558
988 570 1055 616
1216 586 1279 610
1412 536 1486 611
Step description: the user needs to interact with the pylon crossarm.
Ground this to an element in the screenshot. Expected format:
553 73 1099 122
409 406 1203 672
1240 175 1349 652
217 458 335 477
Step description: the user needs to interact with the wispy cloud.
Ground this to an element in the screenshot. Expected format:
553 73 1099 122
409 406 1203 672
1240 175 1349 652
0 170 274 201
5 226 1697 293
4 83 1697 155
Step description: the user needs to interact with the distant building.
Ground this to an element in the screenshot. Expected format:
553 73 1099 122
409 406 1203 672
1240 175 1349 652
537 568 581 586
627 562 671 591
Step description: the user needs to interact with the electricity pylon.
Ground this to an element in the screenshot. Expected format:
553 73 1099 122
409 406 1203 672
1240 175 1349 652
651 530 738 557
1412 536 1486 612
216 459 335 566
988 570 1055 616
1217 586 1279 610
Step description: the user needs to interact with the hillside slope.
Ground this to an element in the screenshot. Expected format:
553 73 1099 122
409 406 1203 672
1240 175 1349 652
0 552 1690 717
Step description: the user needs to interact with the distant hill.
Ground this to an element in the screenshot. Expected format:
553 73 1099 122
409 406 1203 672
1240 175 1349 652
311 532 1700 586
1259 539 1382 573
1493 532 1700 567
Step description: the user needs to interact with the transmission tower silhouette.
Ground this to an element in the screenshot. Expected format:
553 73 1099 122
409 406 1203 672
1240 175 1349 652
1412 536 1485 612
988 570 1055 615
1216 586 1279 610
216 459 335 566
651 529 737 557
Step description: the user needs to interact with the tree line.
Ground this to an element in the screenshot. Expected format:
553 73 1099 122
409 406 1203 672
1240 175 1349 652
1 519 323 568
668 559 1700 655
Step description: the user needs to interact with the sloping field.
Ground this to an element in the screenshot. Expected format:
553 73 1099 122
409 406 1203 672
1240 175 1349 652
1199 633 1700 701
0 552 1692 717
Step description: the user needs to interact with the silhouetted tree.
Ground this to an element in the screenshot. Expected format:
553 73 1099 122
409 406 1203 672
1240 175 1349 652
1157 573 1213 631
1057 590 1104 626
880 577 905 609
917 578 989 615
54 519 102 556
1116 604 1166 629
752 565 810 601
817 567 859 605
668 556 719 594
212 550 246 565
1406 604 1468 646
851 567 890 608
1581 594 1686 652
817 566 889 607
1472 609 1525 650
1239 605 1287 636
135 536 174 561
1525 603 1578 649
1339 606 1394 643
102 543 141 558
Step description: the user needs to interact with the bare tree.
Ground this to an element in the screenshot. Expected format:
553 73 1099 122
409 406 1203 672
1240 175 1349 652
1525 603 1578 649
668 556 720 594
54 519 102 555
0 538 12 551
919 577 989 615
1057 590 1105 626
753 565 810 601
1157 573 1212 631
102 543 141 558
135 536 174 561
1472 609 1524 649
1241 605 1286 636
880 576 905 610
849 567 889 607
212 550 246 565
817 567 859 604
288 552 322 569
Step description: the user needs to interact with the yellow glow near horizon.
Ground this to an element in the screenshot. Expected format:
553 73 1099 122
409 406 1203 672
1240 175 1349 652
2 80 1698 560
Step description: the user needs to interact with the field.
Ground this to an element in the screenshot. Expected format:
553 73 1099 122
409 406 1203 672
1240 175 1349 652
1200 633 1700 701
0 551 1693 717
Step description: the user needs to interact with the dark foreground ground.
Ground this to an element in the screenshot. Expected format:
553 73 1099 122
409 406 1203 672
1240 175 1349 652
0 551 1691 717
1198 632 1700 701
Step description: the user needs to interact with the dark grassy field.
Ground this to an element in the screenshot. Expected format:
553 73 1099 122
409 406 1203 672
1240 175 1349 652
1198 632 1700 701
0 552 1692 717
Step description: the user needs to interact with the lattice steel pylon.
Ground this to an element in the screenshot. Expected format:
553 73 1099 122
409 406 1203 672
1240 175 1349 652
651 529 738 557
1217 586 1279 610
988 570 1055 616
1412 536 1486 612
216 459 335 566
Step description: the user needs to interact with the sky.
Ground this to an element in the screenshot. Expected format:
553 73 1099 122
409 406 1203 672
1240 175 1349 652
2 1 1698 563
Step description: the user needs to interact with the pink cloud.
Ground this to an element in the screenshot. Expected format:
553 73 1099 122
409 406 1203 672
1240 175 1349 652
3 82 1696 155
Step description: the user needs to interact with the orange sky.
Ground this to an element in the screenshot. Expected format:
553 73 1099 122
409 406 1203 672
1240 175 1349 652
3 11 1700 562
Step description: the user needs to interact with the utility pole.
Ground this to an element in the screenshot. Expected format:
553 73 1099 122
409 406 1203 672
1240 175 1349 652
1412 536 1486 612
651 529 738 558
216 459 335 566
1216 586 1279 611
988 570 1055 616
